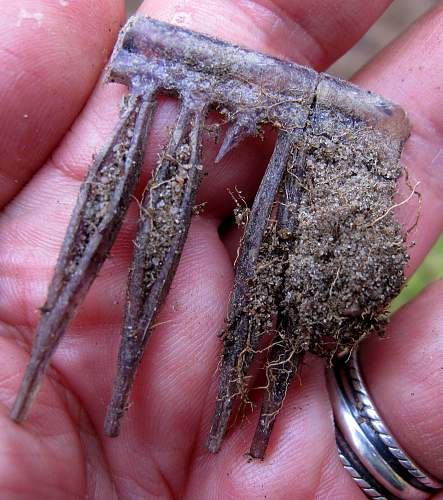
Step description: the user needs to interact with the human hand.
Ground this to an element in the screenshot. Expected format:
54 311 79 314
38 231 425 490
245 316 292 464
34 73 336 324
0 1 442 498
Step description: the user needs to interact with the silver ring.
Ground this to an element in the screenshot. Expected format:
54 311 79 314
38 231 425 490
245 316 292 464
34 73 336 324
326 349 442 499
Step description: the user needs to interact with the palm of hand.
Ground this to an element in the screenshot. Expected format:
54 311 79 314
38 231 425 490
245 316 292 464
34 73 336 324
0 1 443 499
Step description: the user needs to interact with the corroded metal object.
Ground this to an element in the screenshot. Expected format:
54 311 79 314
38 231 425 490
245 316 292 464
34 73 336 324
10 16 410 459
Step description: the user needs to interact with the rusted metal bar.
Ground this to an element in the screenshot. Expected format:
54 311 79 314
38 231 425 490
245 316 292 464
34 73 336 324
12 17 410 461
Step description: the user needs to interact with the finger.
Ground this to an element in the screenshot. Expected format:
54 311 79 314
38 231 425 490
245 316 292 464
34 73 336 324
186 354 365 499
0 0 397 346
352 2 443 274
0 0 402 497
0 0 125 208
334 4 443 470
361 278 443 480
147 0 394 219
212 7 443 497
145 0 393 68
222 2 443 275
2 216 362 500
31 217 233 498
17 0 395 222
0 325 114 498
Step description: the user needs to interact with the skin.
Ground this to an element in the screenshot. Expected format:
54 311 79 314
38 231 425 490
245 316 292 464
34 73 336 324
0 0 442 498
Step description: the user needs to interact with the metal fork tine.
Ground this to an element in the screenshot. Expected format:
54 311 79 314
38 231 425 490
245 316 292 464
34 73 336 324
104 101 207 437
11 90 157 423
249 324 303 459
249 146 307 458
215 115 257 163
207 131 294 453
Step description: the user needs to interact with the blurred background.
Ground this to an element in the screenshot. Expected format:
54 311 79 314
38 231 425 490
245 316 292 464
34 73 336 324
125 0 442 310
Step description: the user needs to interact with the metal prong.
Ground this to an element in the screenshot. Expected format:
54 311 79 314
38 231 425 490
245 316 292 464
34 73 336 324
215 115 257 163
249 326 303 459
208 131 294 453
11 91 157 423
104 101 207 437
250 145 307 459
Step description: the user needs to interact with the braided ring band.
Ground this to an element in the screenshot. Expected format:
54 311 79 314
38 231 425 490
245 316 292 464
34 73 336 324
326 350 442 499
